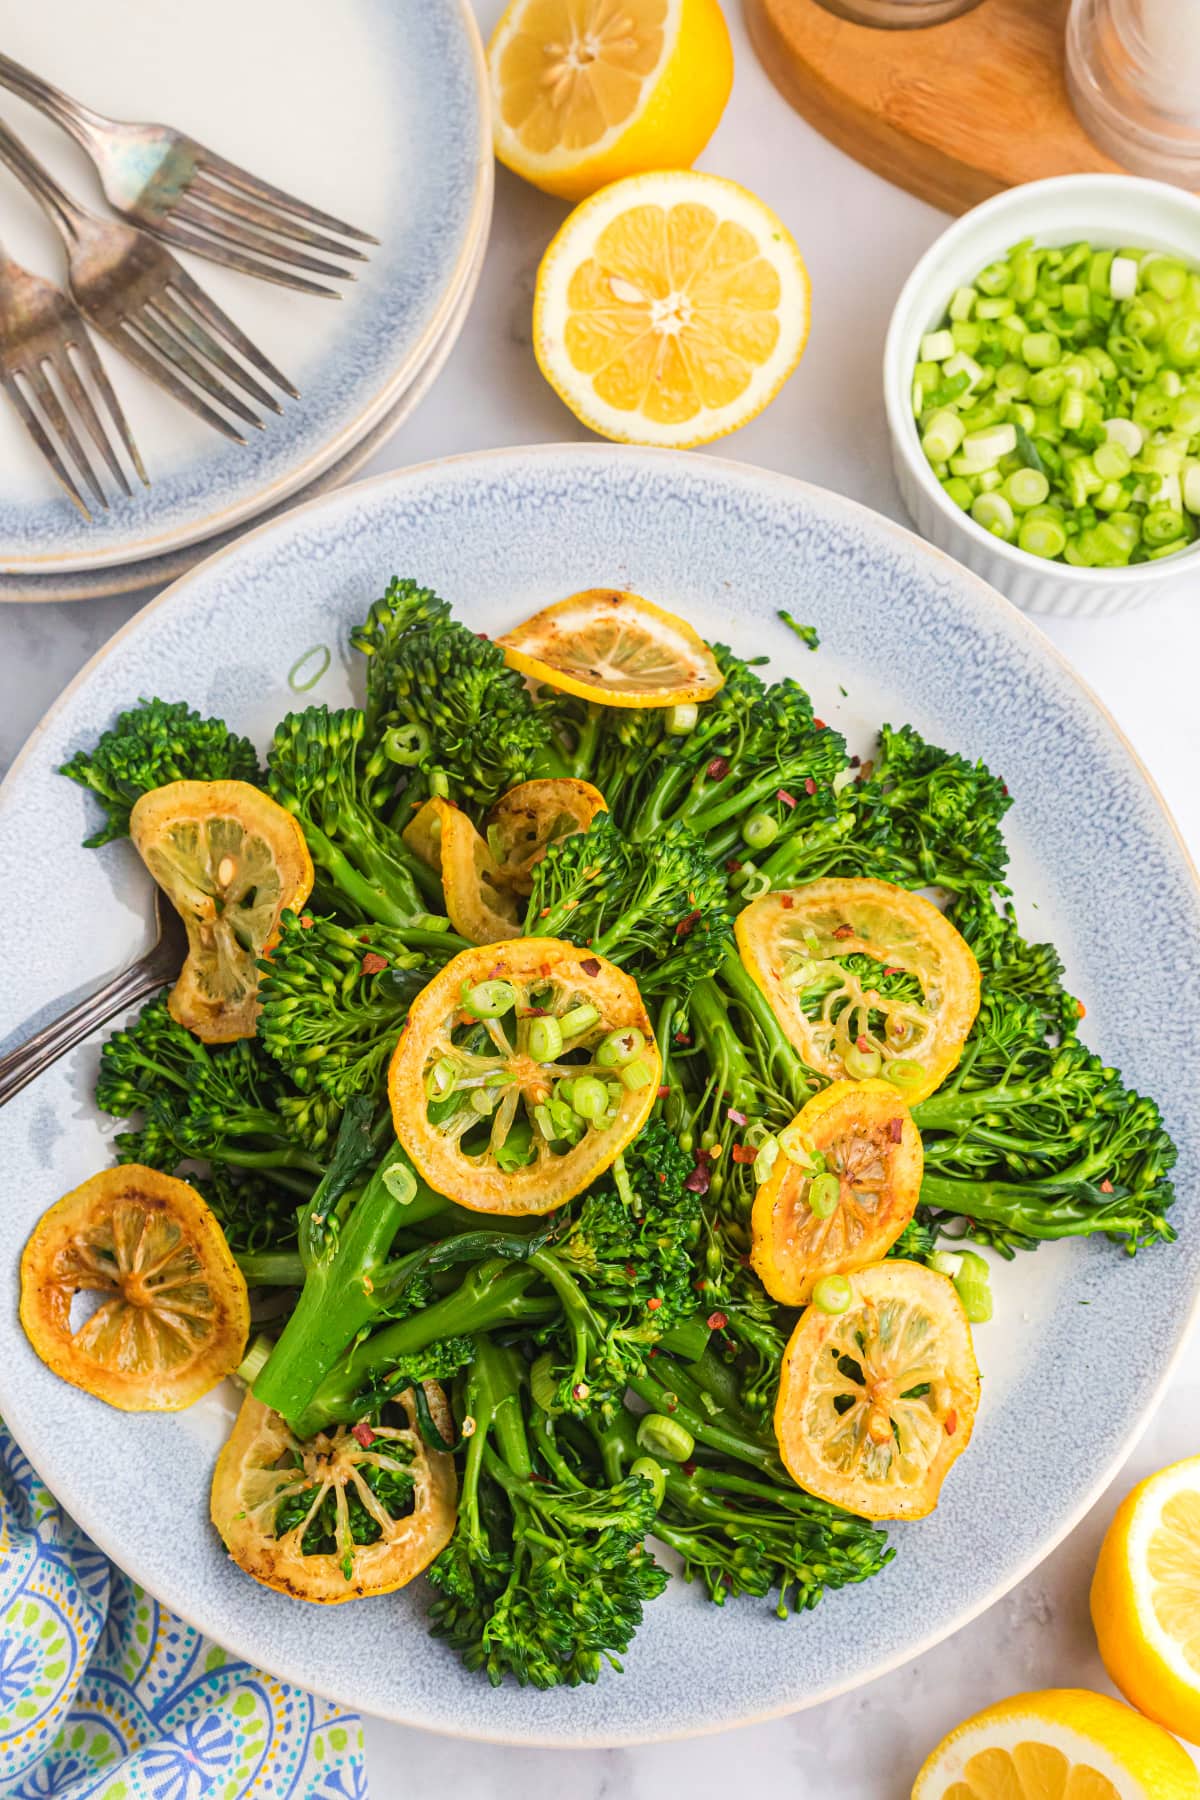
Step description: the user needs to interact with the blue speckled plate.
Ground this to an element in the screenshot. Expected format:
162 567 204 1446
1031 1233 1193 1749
0 0 490 583
2 446 1198 1745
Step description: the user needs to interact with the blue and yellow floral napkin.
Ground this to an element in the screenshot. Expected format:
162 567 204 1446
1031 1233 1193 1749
0 1423 368 1799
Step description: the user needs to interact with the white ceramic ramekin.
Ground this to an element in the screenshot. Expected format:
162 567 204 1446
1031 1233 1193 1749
884 173 1200 617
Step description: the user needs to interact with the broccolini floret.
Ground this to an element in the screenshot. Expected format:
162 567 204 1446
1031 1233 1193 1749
61 697 260 847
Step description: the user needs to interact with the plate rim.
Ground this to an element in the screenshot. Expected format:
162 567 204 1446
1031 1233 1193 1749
0 0 493 582
3 442 1200 1745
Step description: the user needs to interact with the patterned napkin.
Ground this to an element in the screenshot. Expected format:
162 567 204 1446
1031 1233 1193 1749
0 1423 368 1800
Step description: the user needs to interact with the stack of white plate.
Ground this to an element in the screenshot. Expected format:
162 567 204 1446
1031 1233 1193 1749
0 0 492 602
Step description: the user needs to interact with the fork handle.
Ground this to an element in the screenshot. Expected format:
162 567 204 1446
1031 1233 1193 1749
0 954 169 1108
0 53 106 147
0 117 89 243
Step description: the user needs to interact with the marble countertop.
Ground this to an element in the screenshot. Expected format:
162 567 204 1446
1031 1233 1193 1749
2 1 1198 1792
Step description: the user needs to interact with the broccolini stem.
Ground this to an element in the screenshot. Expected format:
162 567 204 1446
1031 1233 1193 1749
920 1174 1172 1242
626 762 692 843
687 979 759 1115
626 1367 784 1476
212 1145 325 1175
717 952 815 1111
236 1251 304 1286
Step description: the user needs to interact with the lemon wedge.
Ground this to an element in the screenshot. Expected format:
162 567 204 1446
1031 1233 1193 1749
489 0 733 202
533 169 810 448
498 588 724 707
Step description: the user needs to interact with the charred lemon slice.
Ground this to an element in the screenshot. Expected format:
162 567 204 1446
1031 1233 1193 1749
486 778 608 895
389 937 660 1215
403 797 521 944
736 879 980 1104
211 1385 456 1602
498 589 724 708
752 1081 923 1306
131 779 313 1042
20 1165 249 1411
776 1261 979 1521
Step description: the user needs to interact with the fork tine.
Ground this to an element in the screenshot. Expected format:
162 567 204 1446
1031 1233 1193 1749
186 174 368 262
104 323 248 444
169 267 298 400
24 361 107 511
171 198 356 281
141 221 342 299
155 289 281 415
135 306 264 430
2 372 92 518
198 151 379 245
68 331 148 487
51 343 132 498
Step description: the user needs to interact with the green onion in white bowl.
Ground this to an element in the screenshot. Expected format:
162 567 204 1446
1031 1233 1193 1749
884 174 1200 616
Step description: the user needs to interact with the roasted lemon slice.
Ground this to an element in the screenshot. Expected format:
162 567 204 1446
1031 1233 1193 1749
498 589 724 708
752 1081 923 1306
20 1165 249 1412
775 1261 979 1521
131 779 313 1042
389 937 659 1215
486 778 608 895
211 1385 456 1603
403 797 521 944
736 879 980 1104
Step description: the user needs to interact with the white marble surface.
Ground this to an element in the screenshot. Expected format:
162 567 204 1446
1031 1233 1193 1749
2 1 1198 1791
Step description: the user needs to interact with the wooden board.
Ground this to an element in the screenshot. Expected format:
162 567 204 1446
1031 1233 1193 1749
743 0 1126 216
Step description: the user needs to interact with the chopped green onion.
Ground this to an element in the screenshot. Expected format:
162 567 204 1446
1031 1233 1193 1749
928 1251 964 1280
597 1026 646 1068
571 1075 608 1121
465 980 516 1019
807 1172 841 1218
636 1413 694 1462
666 703 698 735
882 1059 926 1094
236 1333 275 1387
811 1274 853 1316
620 1058 653 1092
382 721 431 766
743 811 779 850
287 644 331 693
630 1456 666 1507
530 1351 561 1414
844 1043 883 1080
528 1015 564 1062
425 1056 458 1103
779 1122 820 1169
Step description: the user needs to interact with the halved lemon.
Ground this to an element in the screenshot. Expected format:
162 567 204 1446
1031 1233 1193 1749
486 778 608 894
499 589 724 708
20 1165 249 1412
389 937 660 1214
211 1385 456 1603
736 879 980 1105
489 0 734 204
912 1688 1200 1800
775 1260 979 1521
533 170 811 448
751 1081 923 1306
131 779 313 1042
1092 1454 1200 1746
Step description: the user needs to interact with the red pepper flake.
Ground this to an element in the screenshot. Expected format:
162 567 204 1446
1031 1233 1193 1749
579 957 601 977
777 787 797 809
737 1252 752 1268
475 630 490 640
648 1346 659 1357
1100 1178 1114 1194
727 1107 748 1126
625 1263 637 1279
675 909 702 938
658 1172 666 1184
519 1005 549 1017
731 1144 757 1164
360 951 388 976
693 1277 708 1293
944 1411 958 1437
706 1310 728 1332
725 858 743 873
780 894 795 910
673 1030 692 1046
351 1422 376 1448
849 755 861 769
663 1390 679 1412
888 1117 903 1144
814 718 827 731
856 1035 871 1054
685 1162 710 1195
299 914 314 929
707 755 730 781
656 1085 671 1100
804 777 817 796
833 923 855 940
883 966 902 978
572 1382 590 1402
646 1296 663 1312
681 1460 697 1478
1076 999 1087 1019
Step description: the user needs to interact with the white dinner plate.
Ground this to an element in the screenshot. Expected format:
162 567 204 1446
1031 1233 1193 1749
0 0 489 581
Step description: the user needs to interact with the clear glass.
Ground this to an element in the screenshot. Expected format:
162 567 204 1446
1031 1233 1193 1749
812 0 985 24
1067 0 1200 186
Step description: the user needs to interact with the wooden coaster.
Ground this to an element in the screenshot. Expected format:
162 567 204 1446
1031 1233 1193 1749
743 0 1125 215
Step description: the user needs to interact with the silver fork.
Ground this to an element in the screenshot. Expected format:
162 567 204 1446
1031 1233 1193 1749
0 892 187 1108
0 118 296 444
0 240 145 518
0 51 377 299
